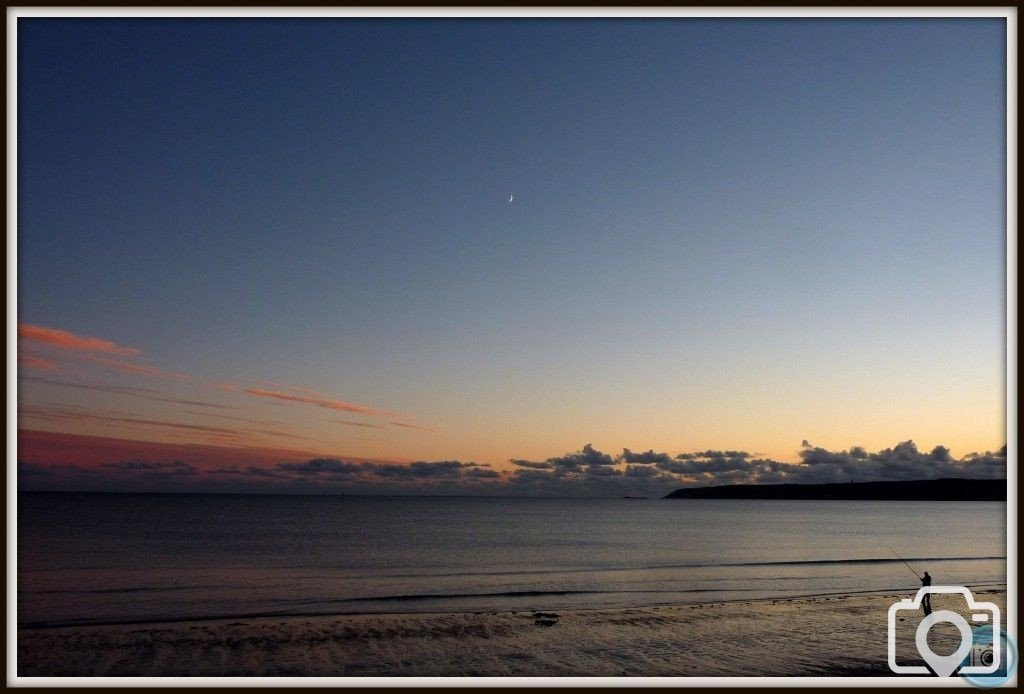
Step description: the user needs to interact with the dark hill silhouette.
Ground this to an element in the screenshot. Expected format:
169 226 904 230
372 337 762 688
663 478 1004 501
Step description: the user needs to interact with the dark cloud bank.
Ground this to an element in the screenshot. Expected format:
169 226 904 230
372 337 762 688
19 440 1007 497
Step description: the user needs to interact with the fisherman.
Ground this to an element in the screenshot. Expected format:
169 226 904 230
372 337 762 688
921 571 932 613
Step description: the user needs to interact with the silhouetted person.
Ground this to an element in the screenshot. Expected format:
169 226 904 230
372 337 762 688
921 571 932 614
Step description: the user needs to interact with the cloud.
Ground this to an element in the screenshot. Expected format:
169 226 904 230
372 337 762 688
391 421 437 433
101 460 192 471
645 441 1007 486
510 459 555 470
153 397 225 409
514 443 615 474
190 457 509 494
184 411 282 424
502 444 673 496
16 457 201 491
17 461 53 477
18 324 140 356
244 388 398 417
507 464 679 498
78 354 186 380
252 381 326 398
18 327 425 433
19 406 241 435
790 440 1008 484
21 376 227 408
17 323 184 380
620 448 672 464
279 458 365 476
219 458 501 485
18 354 62 372
101 460 198 477
585 465 621 477
675 450 753 462
336 420 384 429
16 428 1006 497
18 406 308 447
503 440 1006 497
16 430 403 493
657 451 759 474
372 460 468 478
624 464 661 478
212 465 291 479
466 467 501 479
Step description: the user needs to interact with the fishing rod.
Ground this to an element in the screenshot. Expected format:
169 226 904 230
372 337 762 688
884 543 922 580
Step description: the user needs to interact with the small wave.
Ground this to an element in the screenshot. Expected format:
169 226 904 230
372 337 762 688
724 555 1005 568
28 585 221 596
352 555 1006 581
19 582 1007 629
299 587 749 605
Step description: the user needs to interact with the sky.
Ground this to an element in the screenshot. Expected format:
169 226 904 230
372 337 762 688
16 18 1008 495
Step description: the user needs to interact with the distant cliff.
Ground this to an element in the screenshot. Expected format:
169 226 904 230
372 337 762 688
663 478 1005 501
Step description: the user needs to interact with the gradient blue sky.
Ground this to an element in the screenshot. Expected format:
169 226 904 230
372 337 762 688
17 18 1006 482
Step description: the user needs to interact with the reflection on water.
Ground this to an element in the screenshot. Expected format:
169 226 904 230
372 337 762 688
18 493 1006 626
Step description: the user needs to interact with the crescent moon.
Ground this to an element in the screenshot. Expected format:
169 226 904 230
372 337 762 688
508 194 514 204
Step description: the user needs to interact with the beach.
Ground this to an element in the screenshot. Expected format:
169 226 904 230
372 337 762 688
17 588 1005 677
17 494 1008 678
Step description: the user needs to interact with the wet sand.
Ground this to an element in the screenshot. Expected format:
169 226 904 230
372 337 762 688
17 589 1006 677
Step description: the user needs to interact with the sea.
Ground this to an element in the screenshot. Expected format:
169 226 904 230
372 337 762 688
17 492 1007 628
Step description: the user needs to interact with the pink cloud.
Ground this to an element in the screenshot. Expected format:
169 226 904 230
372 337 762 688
252 380 324 398
244 388 399 417
18 324 140 356
18 323 185 381
18 354 62 372
79 355 186 380
19 406 309 445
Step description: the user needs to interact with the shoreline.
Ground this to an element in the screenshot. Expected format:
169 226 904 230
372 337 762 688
17 582 1008 630
17 588 1006 677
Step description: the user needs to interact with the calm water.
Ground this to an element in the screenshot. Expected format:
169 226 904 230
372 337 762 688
17 492 1006 627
